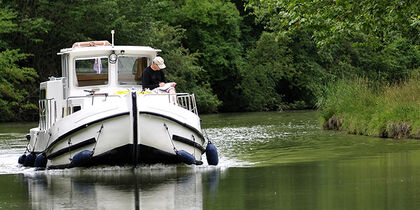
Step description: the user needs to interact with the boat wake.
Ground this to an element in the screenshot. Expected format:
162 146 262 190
0 146 246 175
0 152 34 175
0 126 253 175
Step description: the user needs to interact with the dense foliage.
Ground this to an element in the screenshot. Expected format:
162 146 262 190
0 0 419 121
247 0 419 106
0 4 38 121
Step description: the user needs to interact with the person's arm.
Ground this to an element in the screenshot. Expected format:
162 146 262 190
161 71 167 83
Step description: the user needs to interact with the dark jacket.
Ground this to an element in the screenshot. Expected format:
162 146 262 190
141 66 166 90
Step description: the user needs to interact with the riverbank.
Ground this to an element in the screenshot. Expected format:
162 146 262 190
318 75 420 139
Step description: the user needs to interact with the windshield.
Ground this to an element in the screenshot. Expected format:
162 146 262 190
118 56 148 86
75 57 109 87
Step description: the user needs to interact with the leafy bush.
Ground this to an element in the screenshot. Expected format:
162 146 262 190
317 74 420 138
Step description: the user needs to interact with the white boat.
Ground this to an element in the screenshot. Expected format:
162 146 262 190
18 33 218 169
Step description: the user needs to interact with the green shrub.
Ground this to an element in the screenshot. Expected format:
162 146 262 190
318 75 420 138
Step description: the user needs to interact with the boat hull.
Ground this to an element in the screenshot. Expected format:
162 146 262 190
28 94 206 169
48 144 184 169
42 111 205 168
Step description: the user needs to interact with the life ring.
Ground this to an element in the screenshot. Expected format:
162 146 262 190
72 41 110 48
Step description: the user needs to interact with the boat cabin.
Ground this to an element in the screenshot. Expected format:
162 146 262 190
59 41 158 94
37 41 197 132
38 41 153 128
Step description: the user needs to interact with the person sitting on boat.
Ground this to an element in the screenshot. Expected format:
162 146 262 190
141 56 176 94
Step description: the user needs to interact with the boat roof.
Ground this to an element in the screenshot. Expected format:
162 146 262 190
58 44 161 56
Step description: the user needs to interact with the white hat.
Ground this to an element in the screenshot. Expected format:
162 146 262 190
153 56 166 69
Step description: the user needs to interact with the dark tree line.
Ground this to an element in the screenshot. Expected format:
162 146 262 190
0 0 419 121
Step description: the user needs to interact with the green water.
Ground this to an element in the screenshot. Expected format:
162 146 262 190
1 111 420 209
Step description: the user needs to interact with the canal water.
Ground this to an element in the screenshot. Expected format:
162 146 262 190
1 111 420 209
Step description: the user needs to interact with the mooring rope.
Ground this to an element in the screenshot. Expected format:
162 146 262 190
92 124 104 153
163 123 177 153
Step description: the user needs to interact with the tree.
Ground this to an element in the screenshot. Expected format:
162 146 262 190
239 30 327 111
154 0 244 111
248 0 420 84
4 0 222 114
0 4 38 121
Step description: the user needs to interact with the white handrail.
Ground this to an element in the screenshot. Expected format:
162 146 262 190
143 93 198 115
39 99 57 130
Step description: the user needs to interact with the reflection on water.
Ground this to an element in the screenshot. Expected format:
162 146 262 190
3 166 221 210
2 111 420 209
2 155 420 210
204 151 420 210
203 111 420 166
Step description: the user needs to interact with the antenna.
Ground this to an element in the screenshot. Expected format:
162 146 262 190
111 30 115 47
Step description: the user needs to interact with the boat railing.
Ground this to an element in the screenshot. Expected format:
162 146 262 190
142 93 198 115
62 92 198 115
174 93 198 115
39 98 57 130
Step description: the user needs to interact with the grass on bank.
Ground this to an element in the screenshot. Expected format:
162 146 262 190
317 75 420 139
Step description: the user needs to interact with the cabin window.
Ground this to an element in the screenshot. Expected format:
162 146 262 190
118 56 148 86
72 106 81 113
75 57 109 87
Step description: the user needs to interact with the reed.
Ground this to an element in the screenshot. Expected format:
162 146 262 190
317 75 420 139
